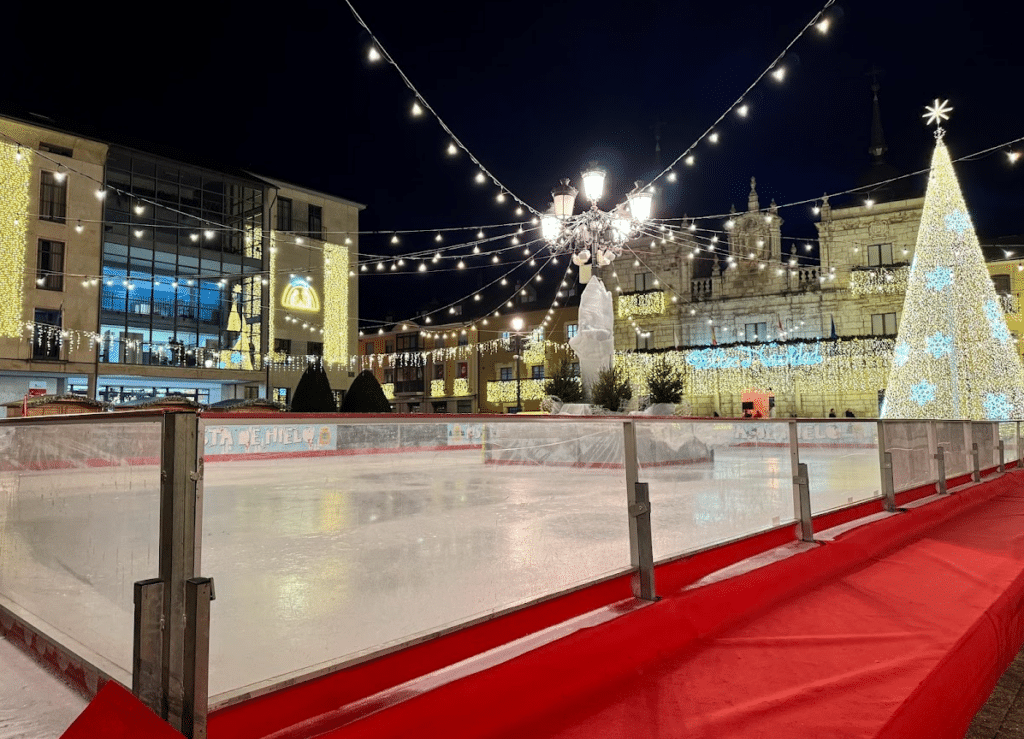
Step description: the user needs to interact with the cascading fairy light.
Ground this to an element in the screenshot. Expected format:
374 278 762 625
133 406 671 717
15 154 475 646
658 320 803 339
323 241 350 364
883 100 1024 420
0 141 30 337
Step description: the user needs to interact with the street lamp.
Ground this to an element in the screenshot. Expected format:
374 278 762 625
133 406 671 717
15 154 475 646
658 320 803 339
540 166 655 268
511 316 525 413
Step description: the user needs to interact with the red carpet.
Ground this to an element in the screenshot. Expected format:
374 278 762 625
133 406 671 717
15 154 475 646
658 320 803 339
301 471 1024 739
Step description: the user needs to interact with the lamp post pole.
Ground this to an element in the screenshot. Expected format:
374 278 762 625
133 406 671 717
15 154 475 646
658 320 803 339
511 317 525 414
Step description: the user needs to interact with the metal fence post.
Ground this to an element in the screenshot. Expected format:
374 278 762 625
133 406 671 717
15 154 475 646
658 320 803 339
159 411 202 734
876 421 896 512
789 422 813 542
623 422 656 601
972 441 981 483
927 422 938 480
935 446 947 495
133 578 165 716
183 577 214 739
999 439 1006 473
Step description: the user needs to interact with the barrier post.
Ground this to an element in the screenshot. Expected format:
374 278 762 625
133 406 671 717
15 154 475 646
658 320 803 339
183 577 215 739
876 421 896 512
972 441 981 483
935 446 947 495
623 422 655 601
999 439 1005 473
133 578 165 716
789 422 813 542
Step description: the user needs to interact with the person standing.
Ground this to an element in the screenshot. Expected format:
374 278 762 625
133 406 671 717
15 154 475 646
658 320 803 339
828 408 836 417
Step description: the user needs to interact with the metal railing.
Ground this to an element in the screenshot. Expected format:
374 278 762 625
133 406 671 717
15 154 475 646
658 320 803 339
0 412 1018 736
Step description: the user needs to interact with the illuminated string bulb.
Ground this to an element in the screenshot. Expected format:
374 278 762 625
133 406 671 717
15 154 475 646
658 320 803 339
667 170 677 182
447 142 458 156
736 104 749 117
435 233 442 242
685 155 695 166
771 66 786 82
475 172 486 184
411 101 423 116
477 230 484 238
816 16 830 33
368 45 381 61
1008 151 1021 164
709 132 719 144
419 262 427 271
496 192 506 203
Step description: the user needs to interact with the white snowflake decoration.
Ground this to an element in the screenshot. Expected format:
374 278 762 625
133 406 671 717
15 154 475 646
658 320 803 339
894 343 911 367
925 266 953 292
984 298 1012 343
983 393 1014 420
925 331 953 358
910 380 936 406
945 210 971 234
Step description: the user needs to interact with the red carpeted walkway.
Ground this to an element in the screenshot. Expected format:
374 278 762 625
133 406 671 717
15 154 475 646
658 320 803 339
313 470 1024 739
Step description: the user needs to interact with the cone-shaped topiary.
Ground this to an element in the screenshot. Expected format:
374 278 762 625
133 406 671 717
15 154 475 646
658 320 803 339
290 362 337 412
591 366 632 412
645 356 686 405
542 360 585 403
340 370 393 413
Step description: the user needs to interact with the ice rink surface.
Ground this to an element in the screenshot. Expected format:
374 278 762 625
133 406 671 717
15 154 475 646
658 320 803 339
1 437 883 702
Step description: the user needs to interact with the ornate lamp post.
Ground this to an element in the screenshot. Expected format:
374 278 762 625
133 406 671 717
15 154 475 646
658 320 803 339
510 316 525 413
540 165 655 271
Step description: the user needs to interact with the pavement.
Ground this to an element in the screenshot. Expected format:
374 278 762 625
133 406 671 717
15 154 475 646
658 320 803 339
966 647 1024 739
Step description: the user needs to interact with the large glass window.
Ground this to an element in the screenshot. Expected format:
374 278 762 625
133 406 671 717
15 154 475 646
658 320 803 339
37 239 64 291
277 197 292 231
308 205 323 240
634 272 657 291
745 322 768 342
39 171 67 223
871 312 899 336
867 243 894 266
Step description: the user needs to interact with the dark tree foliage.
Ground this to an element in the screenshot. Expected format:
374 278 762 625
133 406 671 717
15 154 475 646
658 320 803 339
340 370 393 413
290 363 337 412
591 366 633 412
645 357 686 405
542 360 585 403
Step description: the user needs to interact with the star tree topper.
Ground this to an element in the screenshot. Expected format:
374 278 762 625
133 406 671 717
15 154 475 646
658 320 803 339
924 98 953 139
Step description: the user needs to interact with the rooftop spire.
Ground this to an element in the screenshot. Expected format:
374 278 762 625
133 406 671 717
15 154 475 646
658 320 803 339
868 66 888 162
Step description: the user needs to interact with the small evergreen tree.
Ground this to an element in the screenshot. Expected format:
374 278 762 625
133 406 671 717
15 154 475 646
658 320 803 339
290 363 337 412
645 356 685 405
340 370 393 413
543 360 585 403
591 366 632 412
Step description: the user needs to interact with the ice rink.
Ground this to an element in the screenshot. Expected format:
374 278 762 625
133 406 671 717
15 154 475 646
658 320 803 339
1 432 884 702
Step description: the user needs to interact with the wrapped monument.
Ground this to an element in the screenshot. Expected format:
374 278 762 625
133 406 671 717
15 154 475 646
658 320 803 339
568 277 614 399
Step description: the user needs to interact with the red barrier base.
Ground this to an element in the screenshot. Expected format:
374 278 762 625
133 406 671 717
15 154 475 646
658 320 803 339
60 682 180 739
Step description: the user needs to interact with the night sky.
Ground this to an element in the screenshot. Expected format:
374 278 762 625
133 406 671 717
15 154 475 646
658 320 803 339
3 1 1022 327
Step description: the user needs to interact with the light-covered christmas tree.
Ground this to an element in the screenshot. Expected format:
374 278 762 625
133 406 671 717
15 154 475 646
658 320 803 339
882 100 1024 420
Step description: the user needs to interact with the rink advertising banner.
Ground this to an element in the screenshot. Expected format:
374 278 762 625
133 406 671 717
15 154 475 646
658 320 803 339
447 423 483 446
204 424 336 456
731 422 875 447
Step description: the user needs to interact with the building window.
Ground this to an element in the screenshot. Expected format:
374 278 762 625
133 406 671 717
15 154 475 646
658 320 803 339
434 363 445 380
274 338 291 354
457 400 472 413
307 205 323 240
499 366 513 381
531 365 545 379
363 342 374 355
565 323 578 340
308 341 323 356
871 312 899 336
458 332 468 346
636 333 651 350
384 369 395 383
634 272 657 291
433 401 448 413
866 243 894 266
434 335 445 349
992 274 1012 294
745 321 768 342
385 340 394 353
397 333 420 351
32 309 61 360
39 171 67 223
37 239 64 291
457 361 468 378
277 197 292 231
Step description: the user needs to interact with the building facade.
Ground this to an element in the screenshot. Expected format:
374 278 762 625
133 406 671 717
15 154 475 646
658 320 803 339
0 114 361 413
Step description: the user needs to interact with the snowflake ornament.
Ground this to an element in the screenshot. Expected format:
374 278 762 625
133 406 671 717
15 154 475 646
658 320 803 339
925 266 953 292
945 210 971 234
910 380 936 407
984 299 1012 343
984 299 1002 323
925 331 953 358
983 393 1014 420
924 99 953 127
894 343 911 367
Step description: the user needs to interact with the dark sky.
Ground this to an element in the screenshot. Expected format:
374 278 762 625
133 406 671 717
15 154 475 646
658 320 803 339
4 1 1022 326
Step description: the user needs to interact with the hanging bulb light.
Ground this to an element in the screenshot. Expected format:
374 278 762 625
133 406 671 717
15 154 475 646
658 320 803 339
368 45 381 61
447 142 458 155
475 172 486 184
709 132 719 144
771 66 786 82
411 101 423 116
736 104 749 117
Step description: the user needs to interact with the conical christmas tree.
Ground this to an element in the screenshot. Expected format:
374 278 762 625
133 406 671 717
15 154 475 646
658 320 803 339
882 103 1024 420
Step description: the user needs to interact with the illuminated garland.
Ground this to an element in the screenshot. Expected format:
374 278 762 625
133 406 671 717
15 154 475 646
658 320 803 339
848 266 910 296
430 379 445 397
0 142 29 337
381 383 395 400
453 378 469 396
486 379 546 403
323 241 349 363
617 290 666 318
616 338 895 396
